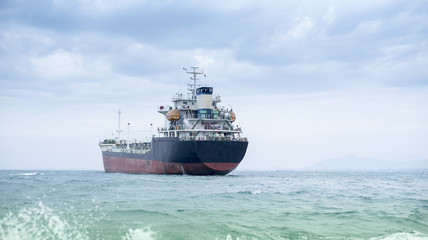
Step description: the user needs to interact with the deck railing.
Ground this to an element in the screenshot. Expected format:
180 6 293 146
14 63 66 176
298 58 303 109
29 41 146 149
158 126 242 132
179 136 248 142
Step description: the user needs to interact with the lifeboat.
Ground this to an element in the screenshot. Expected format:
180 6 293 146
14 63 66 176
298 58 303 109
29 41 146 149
229 111 236 122
166 109 180 121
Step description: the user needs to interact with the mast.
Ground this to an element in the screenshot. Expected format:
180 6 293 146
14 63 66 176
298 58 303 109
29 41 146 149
116 109 122 142
183 67 204 99
127 122 130 148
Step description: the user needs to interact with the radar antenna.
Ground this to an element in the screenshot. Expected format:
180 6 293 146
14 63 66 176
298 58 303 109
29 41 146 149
183 67 204 99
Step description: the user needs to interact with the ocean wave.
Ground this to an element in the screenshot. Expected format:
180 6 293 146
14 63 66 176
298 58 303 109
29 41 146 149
370 231 428 240
0 202 89 240
12 172 44 176
237 190 262 195
225 235 241 240
122 226 156 240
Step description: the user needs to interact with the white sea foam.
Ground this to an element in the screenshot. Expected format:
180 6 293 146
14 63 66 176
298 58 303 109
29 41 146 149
225 235 242 240
0 202 89 240
122 226 156 240
370 231 428 240
238 189 262 195
14 172 42 176
251 189 262 195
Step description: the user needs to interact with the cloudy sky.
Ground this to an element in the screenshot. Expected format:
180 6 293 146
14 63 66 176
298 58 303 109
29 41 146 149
1 0 427 170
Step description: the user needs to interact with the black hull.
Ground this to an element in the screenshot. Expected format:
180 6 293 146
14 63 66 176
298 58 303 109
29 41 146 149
102 138 248 175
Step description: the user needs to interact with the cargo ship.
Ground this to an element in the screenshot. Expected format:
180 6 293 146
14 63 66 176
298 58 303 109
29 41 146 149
99 67 248 175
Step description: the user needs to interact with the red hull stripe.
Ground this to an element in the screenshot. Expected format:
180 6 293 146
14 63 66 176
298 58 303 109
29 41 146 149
103 156 239 175
203 162 240 171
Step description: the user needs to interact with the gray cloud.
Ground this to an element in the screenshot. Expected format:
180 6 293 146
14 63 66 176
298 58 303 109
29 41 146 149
1 0 428 169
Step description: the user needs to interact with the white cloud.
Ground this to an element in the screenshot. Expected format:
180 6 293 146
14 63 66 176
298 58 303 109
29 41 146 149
53 0 146 16
31 50 84 78
287 17 315 40
323 6 336 24
0 27 56 50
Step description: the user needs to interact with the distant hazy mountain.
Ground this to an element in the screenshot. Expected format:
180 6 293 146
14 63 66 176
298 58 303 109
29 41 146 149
307 155 428 170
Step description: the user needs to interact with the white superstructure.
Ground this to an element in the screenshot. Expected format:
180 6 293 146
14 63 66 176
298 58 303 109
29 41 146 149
157 67 245 141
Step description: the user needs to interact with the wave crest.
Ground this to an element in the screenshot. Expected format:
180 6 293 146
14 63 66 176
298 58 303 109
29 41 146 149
122 226 156 240
0 202 89 240
370 231 428 240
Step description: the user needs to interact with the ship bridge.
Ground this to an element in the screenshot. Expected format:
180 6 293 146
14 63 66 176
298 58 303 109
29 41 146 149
156 67 246 142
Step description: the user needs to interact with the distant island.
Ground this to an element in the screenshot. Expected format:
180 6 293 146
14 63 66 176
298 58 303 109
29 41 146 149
306 155 428 170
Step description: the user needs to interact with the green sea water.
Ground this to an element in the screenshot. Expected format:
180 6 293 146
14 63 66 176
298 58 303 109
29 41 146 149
1 170 427 240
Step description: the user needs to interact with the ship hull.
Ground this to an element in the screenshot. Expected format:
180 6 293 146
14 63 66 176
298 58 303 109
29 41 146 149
102 138 248 175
